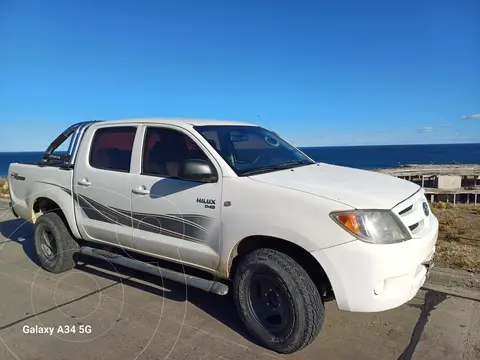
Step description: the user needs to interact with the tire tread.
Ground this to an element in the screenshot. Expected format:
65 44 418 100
34 211 79 273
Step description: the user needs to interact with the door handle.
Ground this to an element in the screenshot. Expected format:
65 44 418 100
77 178 91 187
132 186 150 195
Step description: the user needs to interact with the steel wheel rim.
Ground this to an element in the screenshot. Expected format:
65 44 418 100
247 272 292 335
40 227 57 260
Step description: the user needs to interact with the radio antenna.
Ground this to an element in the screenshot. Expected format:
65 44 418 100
256 114 271 130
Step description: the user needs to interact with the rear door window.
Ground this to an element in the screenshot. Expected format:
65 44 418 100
89 126 137 172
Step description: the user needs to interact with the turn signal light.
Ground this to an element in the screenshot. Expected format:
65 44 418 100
335 214 361 235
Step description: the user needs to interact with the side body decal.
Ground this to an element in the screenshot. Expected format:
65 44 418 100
36 181 214 243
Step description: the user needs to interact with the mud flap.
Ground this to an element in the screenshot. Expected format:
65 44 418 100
423 253 435 278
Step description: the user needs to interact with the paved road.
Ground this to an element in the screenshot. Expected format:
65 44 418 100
0 201 479 360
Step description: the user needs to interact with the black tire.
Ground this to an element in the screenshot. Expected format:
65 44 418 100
233 248 324 354
34 211 80 273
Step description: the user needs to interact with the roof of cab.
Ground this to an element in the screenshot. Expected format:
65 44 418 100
93 117 259 127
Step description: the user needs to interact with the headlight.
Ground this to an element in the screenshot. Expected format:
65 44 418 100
330 210 411 244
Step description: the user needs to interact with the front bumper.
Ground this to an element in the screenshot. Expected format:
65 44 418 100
312 214 438 312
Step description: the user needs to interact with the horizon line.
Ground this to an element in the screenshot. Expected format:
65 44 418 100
1 141 480 153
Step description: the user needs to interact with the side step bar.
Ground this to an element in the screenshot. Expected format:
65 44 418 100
79 246 229 295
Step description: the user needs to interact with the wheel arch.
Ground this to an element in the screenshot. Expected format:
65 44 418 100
32 197 80 239
227 235 334 300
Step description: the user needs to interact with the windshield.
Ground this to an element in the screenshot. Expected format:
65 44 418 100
194 125 315 176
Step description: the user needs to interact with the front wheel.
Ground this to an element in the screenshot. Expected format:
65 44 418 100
233 248 324 354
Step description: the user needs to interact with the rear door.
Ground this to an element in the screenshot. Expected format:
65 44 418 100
73 124 139 248
129 124 223 272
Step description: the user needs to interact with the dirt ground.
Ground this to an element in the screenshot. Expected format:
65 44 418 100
432 205 480 273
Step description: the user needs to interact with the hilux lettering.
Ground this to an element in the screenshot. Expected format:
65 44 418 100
196 198 216 205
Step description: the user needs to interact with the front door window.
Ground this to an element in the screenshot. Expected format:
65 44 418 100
142 127 210 178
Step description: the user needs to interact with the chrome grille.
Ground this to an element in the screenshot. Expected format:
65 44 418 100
392 189 431 238
399 204 413 215
409 223 419 231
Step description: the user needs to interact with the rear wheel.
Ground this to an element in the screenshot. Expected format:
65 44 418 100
34 212 80 273
233 248 324 354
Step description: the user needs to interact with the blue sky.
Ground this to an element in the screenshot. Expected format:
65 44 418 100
0 0 479 151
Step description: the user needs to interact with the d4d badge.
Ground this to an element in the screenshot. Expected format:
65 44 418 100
197 197 216 209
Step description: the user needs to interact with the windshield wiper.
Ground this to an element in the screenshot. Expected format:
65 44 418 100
240 160 313 176
275 160 313 168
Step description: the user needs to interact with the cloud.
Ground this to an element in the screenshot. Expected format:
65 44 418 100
419 126 434 133
461 114 480 120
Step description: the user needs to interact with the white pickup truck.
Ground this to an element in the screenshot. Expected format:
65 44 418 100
7 118 438 353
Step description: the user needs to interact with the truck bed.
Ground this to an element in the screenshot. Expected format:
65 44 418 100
8 162 75 224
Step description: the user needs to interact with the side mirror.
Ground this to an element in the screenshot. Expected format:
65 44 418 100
178 159 218 183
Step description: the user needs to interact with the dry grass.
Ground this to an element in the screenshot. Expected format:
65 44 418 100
432 204 480 273
0 177 8 197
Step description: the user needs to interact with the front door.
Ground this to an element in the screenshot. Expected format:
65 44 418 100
130 125 222 272
73 124 138 249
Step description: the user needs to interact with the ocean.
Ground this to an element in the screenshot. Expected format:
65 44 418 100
1 143 480 177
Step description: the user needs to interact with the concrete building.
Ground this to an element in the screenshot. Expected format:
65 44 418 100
375 164 480 206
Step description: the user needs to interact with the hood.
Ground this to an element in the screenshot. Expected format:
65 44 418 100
248 162 421 209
